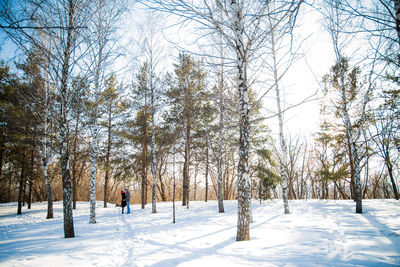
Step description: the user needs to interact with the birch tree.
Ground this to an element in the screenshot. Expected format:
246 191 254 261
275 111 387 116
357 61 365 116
137 14 164 213
85 0 125 222
143 0 302 241
40 49 55 219
0 0 93 237
323 0 376 213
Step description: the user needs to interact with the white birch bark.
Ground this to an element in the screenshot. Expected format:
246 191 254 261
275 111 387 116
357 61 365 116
89 0 107 224
270 26 290 214
232 0 251 241
36 30 54 219
339 74 362 213
324 0 371 214
41 62 53 219
89 119 98 223
58 0 75 238
172 151 176 223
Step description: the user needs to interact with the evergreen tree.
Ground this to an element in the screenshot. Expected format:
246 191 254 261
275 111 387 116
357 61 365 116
164 53 207 207
99 74 128 207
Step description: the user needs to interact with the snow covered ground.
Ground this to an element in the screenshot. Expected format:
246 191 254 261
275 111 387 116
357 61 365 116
0 199 399 267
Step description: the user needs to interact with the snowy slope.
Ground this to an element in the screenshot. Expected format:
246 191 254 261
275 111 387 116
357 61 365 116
0 199 399 266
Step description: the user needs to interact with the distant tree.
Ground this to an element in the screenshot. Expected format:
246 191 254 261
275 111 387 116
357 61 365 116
129 62 152 209
322 57 373 213
254 149 280 201
314 123 350 200
370 110 399 200
164 53 207 208
70 76 89 210
99 74 128 207
322 0 375 213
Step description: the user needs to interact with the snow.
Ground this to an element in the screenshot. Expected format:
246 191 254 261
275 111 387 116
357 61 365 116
0 199 399 267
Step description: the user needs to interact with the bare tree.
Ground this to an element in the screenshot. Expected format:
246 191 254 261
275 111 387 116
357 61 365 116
136 13 164 214
1 0 93 237
322 0 376 213
85 0 126 223
369 111 399 199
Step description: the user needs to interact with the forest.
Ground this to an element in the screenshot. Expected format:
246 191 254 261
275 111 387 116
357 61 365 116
0 0 399 241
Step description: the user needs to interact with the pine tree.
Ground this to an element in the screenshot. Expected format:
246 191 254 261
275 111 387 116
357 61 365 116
100 74 127 207
323 57 373 213
165 53 207 207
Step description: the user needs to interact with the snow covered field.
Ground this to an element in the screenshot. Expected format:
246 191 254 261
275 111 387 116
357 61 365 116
0 199 399 267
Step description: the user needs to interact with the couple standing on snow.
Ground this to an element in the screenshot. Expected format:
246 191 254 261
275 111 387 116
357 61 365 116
120 188 130 214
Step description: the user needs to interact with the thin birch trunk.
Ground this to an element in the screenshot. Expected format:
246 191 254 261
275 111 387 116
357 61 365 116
42 59 53 218
104 100 112 208
141 117 148 209
173 152 176 223
205 139 209 202
217 55 224 213
337 59 362 213
72 106 79 210
89 119 98 223
270 23 290 214
59 0 75 238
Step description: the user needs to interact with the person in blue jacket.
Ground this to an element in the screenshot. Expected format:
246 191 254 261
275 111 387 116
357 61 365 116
124 188 131 214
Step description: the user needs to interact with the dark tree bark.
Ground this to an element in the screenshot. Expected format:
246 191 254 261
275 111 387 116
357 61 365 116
17 160 25 215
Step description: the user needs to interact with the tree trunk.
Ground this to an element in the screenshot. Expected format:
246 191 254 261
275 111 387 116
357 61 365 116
205 141 209 202
157 157 166 201
217 51 225 212
271 23 290 214
27 145 34 209
59 0 75 238
173 153 176 223
89 119 98 223
386 155 399 200
232 0 251 241
141 115 148 209
151 80 157 213
72 114 78 209
43 153 53 218
104 102 112 208
17 160 25 215
182 118 190 207
0 144 3 187
42 98 53 218
341 84 362 213
347 141 356 200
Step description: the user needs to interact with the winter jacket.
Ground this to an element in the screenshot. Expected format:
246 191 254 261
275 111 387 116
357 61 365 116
125 190 130 202
121 191 127 207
